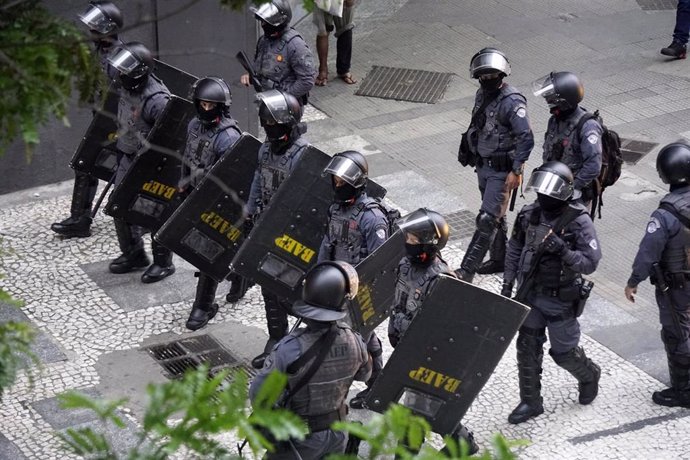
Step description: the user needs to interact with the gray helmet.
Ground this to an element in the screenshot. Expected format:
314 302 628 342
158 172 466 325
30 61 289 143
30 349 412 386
657 142 690 185
251 0 292 27
469 47 511 79
398 208 449 250
532 71 584 111
323 150 369 189
257 89 302 126
190 77 232 107
108 41 154 79
291 261 359 321
525 161 574 201
78 1 123 35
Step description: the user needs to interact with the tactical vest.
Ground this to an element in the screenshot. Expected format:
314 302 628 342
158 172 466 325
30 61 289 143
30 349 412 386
542 107 589 174
660 192 690 273
519 205 580 289
391 257 450 337
183 117 241 187
287 325 363 418
258 137 308 209
476 84 523 158
116 75 169 154
326 196 378 264
256 28 302 91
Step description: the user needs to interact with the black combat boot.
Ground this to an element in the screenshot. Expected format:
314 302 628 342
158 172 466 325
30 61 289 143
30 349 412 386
661 40 687 59
455 223 496 283
509 328 546 424
252 337 278 369
141 239 176 283
441 423 479 456
551 346 601 405
186 272 219 331
51 172 98 238
109 220 150 274
225 272 254 303
476 219 507 275
652 349 690 408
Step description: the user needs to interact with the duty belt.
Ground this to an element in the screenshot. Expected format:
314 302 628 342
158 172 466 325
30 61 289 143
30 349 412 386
653 272 690 290
475 152 512 172
306 405 347 432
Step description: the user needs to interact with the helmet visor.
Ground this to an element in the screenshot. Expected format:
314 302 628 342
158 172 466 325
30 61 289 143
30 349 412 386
397 211 440 245
532 74 556 98
470 52 510 78
256 90 293 124
108 48 142 76
525 170 573 201
79 5 114 34
251 3 284 26
324 156 364 187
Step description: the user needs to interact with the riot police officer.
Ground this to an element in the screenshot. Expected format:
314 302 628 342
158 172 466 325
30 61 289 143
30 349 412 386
106 42 175 283
317 150 388 409
625 143 690 408
240 0 316 104
533 71 603 207
455 48 534 281
177 77 242 330
249 261 371 459
503 161 601 424
390 208 479 454
245 89 310 368
51 1 123 238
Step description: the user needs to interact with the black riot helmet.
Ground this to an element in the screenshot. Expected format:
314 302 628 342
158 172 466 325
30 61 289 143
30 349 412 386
190 77 232 125
526 161 574 212
324 151 369 204
252 0 292 36
78 1 123 35
257 89 302 126
291 261 359 322
532 71 584 111
398 208 450 250
469 47 511 79
108 41 154 92
657 142 690 185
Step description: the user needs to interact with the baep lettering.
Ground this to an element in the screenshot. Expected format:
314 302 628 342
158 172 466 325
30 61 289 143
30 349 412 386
199 211 242 242
408 366 462 394
356 284 375 322
142 180 176 200
273 234 316 263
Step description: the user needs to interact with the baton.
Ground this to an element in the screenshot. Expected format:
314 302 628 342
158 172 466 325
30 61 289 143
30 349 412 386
652 263 684 340
90 173 116 219
236 51 264 93
509 185 518 212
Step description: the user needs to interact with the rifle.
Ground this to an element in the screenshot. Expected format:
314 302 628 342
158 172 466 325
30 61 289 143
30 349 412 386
236 51 264 93
652 263 684 340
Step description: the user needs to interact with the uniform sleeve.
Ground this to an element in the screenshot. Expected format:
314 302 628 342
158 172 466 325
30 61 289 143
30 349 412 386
214 128 242 164
249 336 302 403
560 215 602 275
505 96 534 168
245 151 264 215
574 119 603 190
142 92 170 125
363 208 389 254
504 207 528 283
285 38 316 98
542 118 554 162
627 209 675 287
352 332 373 382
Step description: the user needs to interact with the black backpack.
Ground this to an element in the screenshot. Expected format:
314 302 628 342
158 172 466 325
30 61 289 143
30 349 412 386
576 110 623 218
365 198 402 237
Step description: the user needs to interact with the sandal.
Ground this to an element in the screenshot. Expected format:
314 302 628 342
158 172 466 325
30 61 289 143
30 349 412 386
338 73 358 84
315 70 328 86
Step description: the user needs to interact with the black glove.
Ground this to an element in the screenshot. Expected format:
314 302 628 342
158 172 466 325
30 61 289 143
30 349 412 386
500 280 513 298
542 233 566 255
388 334 399 348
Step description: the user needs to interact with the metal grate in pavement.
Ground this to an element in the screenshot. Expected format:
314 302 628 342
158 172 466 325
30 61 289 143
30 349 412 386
620 138 658 165
145 334 247 380
636 0 677 10
445 210 476 241
355 66 453 104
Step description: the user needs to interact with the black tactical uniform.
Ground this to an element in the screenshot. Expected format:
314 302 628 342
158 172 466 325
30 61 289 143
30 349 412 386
455 48 534 281
52 1 123 238
503 161 601 424
245 90 310 369
249 261 371 459
316 151 388 409
177 77 242 331
626 143 690 408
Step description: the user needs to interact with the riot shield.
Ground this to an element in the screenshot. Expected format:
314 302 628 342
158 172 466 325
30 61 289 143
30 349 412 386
365 276 530 436
70 60 197 181
349 230 405 337
104 96 196 231
154 134 261 282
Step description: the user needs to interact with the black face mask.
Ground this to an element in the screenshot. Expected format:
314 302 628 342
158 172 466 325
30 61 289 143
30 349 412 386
550 106 575 120
537 194 567 213
334 182 359 203
480 77 502 93
405 243 434 265
196 103 222 127
261 22 283 37
264 123 291 141
119 73 146 92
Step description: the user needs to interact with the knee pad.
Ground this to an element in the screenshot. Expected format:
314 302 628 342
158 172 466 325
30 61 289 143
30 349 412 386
476 211 498 233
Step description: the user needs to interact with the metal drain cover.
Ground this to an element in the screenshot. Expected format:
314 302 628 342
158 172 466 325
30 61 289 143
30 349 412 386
636 0 677 10
355 66 453 104
620 138 658 165
444 210 476 241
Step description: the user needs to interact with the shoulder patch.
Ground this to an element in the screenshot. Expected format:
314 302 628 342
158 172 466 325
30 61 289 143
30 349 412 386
587 133 599 144
589 239 598 250
515 107 527 118
376 228 387 240
647 217 660 234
